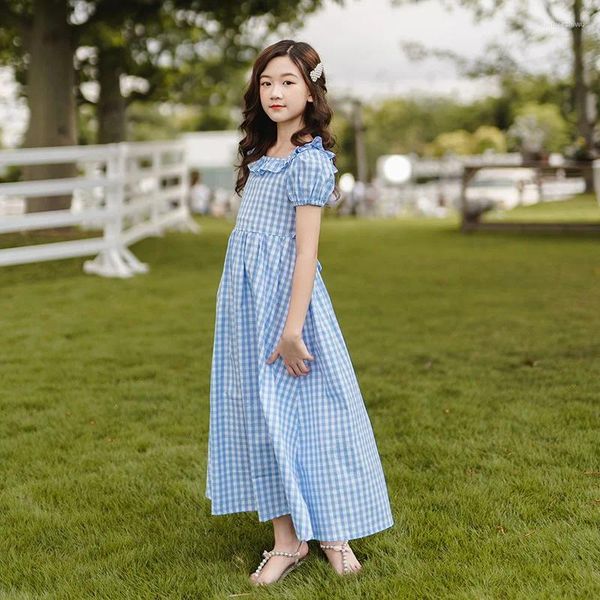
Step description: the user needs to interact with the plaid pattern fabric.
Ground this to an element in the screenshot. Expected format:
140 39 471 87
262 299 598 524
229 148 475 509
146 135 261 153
205 136 394 542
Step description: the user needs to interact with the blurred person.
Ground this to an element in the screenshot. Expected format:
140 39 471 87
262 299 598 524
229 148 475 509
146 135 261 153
189 169 213 214
349 180 366 216
209 188 230 218
364 180 380 217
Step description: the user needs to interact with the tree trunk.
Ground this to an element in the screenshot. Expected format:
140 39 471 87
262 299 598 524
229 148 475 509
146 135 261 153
571 0 594 192
23 0 77 213
98 46 127 143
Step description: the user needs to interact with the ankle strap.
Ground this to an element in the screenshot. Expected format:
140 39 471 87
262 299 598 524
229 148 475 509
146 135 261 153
319 541 348 552
320 541 351 573
253 541 304 576
267 539 304 558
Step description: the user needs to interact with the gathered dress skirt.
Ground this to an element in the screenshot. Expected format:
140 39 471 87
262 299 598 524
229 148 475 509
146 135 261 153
205 138 394 542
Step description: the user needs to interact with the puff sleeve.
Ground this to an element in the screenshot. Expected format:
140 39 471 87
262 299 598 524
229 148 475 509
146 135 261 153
286 148 337 208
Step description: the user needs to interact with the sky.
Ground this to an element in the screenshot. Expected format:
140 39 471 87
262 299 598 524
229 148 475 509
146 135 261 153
289 0 572 102
291 0 504 101
0 0 574 147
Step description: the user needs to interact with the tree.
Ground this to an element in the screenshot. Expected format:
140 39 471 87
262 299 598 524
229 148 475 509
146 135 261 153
0 0 339 212
429 129 475 156
0 0 77 212
423 126 507 156
472 125 507 153
82 0 338 143
543 0 597 162
395 0 599 190
508 102 570 158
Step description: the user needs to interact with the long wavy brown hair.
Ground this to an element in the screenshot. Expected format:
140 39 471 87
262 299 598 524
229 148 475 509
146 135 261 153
234 39 340 203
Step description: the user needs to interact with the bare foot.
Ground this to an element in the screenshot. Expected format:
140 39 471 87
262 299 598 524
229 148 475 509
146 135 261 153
319 540 362 574
249 540 309 586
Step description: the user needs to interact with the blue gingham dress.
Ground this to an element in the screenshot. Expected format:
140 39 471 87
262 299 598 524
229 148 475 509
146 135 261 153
205 136 394 542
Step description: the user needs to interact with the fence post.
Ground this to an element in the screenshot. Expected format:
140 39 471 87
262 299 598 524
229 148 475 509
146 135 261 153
114 143 150 274
150 148 163 236
83 143 148 277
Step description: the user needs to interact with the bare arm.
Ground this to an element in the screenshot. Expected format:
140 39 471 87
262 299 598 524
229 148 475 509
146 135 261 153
265 147 335 377
265 205 321 377
283 204 322 337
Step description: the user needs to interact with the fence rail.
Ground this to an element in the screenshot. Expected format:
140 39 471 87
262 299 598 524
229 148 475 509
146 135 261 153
0 140 199 277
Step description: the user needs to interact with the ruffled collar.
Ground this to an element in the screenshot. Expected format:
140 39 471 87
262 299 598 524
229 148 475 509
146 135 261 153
247 135 335 175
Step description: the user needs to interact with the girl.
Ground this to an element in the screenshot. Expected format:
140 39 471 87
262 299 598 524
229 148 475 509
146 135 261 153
205 39 394 586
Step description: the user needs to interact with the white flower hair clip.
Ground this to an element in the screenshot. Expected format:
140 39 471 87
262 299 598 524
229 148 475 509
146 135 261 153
309 62 323 82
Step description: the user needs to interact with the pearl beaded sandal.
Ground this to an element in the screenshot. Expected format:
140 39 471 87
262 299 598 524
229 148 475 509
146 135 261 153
319 541 357 575
250 539 307 586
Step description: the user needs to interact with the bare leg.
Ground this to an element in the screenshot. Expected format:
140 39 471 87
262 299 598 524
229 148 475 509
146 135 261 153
319 540 362 574
249 514 309 585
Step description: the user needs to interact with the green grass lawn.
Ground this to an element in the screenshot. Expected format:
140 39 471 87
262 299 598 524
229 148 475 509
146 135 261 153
485 192 600 222
1 201 599 599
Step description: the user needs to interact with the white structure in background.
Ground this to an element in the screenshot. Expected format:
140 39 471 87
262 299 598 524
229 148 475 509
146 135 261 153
375 153 448 217
0 140 199 278
182 130 239 173
373 151 587 217
465 167 540 210
181 130 240 216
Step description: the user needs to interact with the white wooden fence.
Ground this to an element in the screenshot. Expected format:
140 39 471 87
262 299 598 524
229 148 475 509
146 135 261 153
0 140 200 278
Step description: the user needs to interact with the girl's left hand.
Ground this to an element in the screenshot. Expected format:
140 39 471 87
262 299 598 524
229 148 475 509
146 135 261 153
266 332 314 377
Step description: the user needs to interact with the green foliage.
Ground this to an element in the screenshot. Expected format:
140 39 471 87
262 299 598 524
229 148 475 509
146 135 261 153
0 164 21 183
328 110 356 175
358 71 579 172
0 0 338 143
508 102 570 154
194 105 237 132
365 94 511 156
127 102 200 141
427 129 474 156
472 125 507 153
124 100 235 140
77 104 98 145
424 125 507 157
